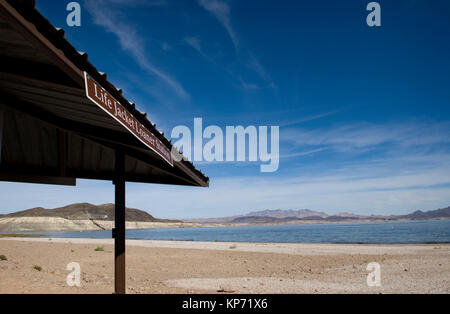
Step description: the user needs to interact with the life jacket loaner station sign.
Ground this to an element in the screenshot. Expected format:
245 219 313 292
84 72 174 166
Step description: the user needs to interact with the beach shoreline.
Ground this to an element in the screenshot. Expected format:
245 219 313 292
0 238 449 294
1 215 448 234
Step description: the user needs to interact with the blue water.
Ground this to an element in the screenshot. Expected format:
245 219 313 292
38 220 450 244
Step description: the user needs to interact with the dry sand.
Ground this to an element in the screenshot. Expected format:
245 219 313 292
0 238 449 294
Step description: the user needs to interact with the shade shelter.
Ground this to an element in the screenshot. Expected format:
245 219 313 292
0 0 209 294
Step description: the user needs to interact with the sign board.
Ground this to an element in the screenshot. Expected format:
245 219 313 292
84 72 173 166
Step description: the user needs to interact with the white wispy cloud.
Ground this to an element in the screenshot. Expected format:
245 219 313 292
245 52 276 88
195 0 275 90
2 121 450 218
281 148 328 159
2 115 448 218
2 155 449 218
130 150 450 218
197 0 238 51
184 36 213 62
282 121 450 152
84 0 189 100
183 36 271 92
238 78 261 91
280 110 339 127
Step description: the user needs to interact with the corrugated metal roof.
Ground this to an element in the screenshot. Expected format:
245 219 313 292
1 0 209 185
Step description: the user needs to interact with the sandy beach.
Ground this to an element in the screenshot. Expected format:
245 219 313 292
0 237 449 294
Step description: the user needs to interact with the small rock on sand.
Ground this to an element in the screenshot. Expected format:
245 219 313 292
218 284 235 293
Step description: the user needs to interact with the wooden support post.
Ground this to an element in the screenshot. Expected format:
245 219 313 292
114 150 126 294
0 110 3 164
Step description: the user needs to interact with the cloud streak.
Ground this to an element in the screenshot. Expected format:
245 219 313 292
184 36 213 62
280 110 339 127
282 121 450 152
195 0 275 90
197 0 238 52
84 0 189 100
2 120 449 218
2 154 449 218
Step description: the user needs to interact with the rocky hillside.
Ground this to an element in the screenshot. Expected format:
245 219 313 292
187 206 450 224
2 203 180 223
397 207 450 220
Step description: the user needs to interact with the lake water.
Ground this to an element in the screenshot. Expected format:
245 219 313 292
40 219 450 244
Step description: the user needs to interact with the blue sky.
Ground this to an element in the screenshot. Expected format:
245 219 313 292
1 0 450 218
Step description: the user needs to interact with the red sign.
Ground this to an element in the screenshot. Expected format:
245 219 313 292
84 72 173 166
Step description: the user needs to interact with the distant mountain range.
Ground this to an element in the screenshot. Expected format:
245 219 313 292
1 203 180 223
2 204 450 226
185 207 450 224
